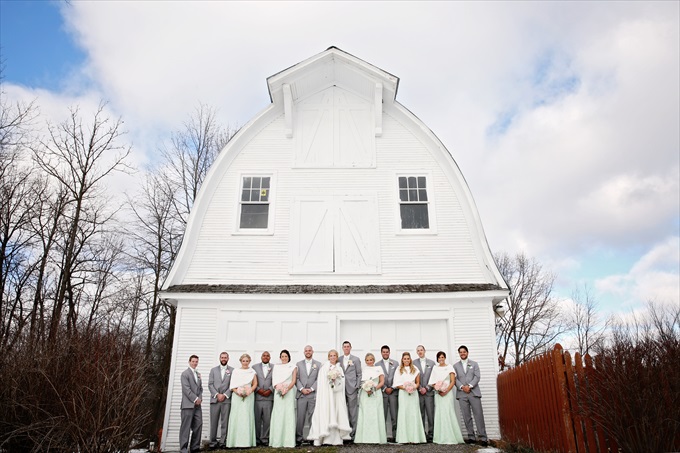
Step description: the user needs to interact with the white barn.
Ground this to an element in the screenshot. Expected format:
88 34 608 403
160 47 509 450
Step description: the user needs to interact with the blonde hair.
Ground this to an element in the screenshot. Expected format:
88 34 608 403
399 351 416 374
239 353 251 362
328 349 339 359
365 353 375 362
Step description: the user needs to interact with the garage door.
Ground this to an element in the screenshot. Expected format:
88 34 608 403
339 319 449 360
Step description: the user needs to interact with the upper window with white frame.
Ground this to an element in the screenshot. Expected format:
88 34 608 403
239 176 271 229
398 175 430 229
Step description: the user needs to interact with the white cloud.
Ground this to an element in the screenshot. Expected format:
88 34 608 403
596 236 680 307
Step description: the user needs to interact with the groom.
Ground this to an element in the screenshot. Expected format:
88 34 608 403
340 340 362 441
453 345 488 446
296 345 321 446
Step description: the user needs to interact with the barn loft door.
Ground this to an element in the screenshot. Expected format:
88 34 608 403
295 87 375 168
291 195 380 274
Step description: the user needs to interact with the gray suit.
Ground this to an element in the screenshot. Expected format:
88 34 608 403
340 354 362 438
180 367 203 453
414 357 436 441
379 358 399 437
208 364 233 448
296 359 321 443
453 359 487 442
253 362 274 445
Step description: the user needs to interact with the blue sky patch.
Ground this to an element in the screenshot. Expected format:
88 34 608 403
0 1 85 90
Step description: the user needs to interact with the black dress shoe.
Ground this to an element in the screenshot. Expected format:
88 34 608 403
479 440 489 447
464 438 475 444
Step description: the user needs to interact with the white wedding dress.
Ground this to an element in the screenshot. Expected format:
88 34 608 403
307 361 352 446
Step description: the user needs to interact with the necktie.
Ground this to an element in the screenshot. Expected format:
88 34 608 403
264 364 269 378
193 370 198 383
306 361 311 375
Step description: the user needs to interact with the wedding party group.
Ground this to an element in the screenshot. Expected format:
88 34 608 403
178 342 488 452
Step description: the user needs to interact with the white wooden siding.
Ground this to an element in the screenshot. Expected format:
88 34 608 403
183 109 486 285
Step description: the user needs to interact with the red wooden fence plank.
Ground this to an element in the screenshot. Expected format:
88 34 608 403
564 350 586 453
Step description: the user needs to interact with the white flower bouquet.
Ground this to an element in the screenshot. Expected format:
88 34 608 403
361 379 376 396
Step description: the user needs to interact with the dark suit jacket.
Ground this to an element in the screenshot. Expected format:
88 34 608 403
181 367 203 409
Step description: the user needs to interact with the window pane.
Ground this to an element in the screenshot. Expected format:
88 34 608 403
417 176 426 188
240 204 269 229
251 189 260 202
400 204 429 229
419 189 428 202
399 189 409 202
398 177 407 189
241 189 250 202
252 177 261 189
408 188 417 201
262 177 270 189
407 176 417 189
243 177 252 189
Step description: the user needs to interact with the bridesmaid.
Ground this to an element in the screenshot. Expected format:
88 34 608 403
269 349 298 448
354 353 387 444
428 351 465 444
392 352 426 444
226 353 258 448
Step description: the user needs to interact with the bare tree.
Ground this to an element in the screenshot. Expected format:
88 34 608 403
495 251 567 368
160 102 234 224
32 102 132 340
567 283 608 356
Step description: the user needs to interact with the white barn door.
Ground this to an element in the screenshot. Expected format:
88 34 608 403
338 319 449 361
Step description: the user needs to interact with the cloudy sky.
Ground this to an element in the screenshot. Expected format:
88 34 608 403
2 1 678 317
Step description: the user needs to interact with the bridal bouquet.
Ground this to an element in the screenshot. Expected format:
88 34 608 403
328 368 342 388
275 383 286 398
404 381 417 395
361 380 376 396
433 380 444 392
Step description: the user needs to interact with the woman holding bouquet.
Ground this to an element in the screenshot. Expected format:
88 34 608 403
354 353 387 444
269 349 298 447
393 352 426 444
308 349 351 446
428 351 464 444
226 353 258 448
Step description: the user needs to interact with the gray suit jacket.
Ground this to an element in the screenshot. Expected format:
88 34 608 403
378 358 399 389
414 358 436 392
253 362 274 401
296 359 322 397
340 354 362 394
453 359 483 398
208 365 234 403
181 367 204 409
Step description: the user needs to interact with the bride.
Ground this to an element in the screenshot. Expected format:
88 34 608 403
307 349 352 446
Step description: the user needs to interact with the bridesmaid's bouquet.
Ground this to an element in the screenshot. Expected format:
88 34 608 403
404 381 417 395
275 383 286 398
328 368 342 388
433 380 445 391
361 380 376 396
236 386 247 401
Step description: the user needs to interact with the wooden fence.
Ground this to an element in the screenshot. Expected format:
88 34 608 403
497 344 618 453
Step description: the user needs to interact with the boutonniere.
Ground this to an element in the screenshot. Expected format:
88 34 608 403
348 360 354 367
197 372 201 379
312 364 318 370
425 364 431 369
467 364 472 369
226 370 231 375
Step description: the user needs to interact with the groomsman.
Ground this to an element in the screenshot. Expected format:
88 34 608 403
180 355 203 453
208 352 233 449
340 340 362 440
414 345 435 443
379 345 399 442
296 345 321 446
253 351 274 446
454 345 488 446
